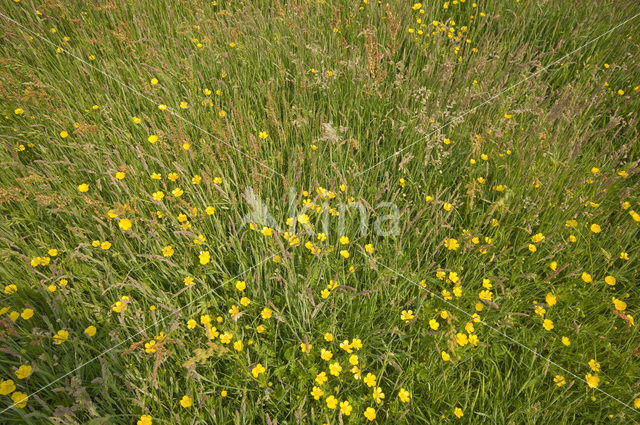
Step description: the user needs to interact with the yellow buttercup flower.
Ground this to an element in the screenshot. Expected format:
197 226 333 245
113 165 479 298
137 415 152 425
118 218 132 231
398 388 410 403
53 329 69 344
0 379 16 395
339 400 352 415
315 371 328 385
15 364 32 379
445 238 459 250
325 395 338 409
585 373 600 388
329 361 342 376
251 363 265 378
11 391 28 408
372 386 385 404
310 386 324 400
180 395 192 408
199 251 210 265
546 293 557 306
364 407 376 421
612 297 627 311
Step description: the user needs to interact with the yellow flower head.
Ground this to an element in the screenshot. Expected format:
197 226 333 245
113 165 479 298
180 395 192 408
118 218 132 231
15 365 32 380
251 363 265 378
364 407 376 421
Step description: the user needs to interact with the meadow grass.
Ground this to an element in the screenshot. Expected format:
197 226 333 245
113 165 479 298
1 0 640 424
